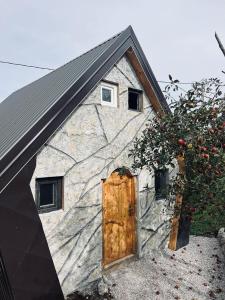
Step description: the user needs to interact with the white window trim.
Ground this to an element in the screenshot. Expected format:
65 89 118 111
101 82 117 107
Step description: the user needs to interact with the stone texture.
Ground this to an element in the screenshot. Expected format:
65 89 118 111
49 105 107 162
97 278 109 296
30 55 171 297
218 228 225 256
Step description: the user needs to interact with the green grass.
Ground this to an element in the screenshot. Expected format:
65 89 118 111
190 203 225 237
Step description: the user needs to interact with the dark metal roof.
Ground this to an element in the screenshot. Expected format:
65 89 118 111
0 31 122 160
0 26 169 192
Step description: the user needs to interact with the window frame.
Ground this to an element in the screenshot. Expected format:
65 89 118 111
36 177 63 213
155 169 169 200
128 88 143 112
100 82 118 107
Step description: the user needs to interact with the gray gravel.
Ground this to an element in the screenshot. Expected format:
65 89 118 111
104 236 225 300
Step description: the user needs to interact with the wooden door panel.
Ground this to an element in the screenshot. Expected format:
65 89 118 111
103 171 136 266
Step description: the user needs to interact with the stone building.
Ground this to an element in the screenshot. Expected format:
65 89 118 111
0 26 171 299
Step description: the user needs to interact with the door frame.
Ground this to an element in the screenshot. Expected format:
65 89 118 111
101 169 139 268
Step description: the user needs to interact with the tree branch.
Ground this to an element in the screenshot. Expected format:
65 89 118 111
215 32 225 57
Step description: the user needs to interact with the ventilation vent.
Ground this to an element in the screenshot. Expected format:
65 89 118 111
0 252 14 300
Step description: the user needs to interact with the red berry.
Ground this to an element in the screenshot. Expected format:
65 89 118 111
211 147 218 153
178 139 186 146
199 146 207 151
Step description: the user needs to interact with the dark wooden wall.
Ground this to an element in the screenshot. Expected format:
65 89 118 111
0 158 64 300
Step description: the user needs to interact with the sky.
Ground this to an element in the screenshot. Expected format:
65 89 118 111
0 0 225 102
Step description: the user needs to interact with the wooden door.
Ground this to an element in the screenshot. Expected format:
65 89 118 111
102 171 136 266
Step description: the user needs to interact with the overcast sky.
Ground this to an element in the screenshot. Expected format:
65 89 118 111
0 0 224 102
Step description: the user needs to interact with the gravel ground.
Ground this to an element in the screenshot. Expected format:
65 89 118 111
104 236 225 300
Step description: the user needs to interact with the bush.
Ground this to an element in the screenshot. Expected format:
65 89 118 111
130 77 225 226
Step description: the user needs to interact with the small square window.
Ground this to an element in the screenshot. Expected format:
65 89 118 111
102 87 112 103
155 169 169 200
101 82 117 107
128 88 142 111
36 177 63 213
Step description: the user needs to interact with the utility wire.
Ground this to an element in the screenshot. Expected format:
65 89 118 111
0 60 54 71
0 59 209 85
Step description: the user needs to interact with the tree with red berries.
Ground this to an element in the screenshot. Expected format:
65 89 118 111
130 78 225 231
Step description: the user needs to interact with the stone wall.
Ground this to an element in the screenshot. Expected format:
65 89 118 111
30 55 171 296
218 228 225 256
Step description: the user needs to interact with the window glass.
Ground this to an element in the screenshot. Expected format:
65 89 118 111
102 87 112 103
36 177 62 213
128 88 142 111
100 82 117 107
39 183 54 206
128 91 139 110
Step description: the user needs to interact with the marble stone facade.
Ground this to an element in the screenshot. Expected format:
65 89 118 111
218 228 225 256
30 55 172 296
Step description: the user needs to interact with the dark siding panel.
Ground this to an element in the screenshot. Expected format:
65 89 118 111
0 159 64 300
0 251 14 300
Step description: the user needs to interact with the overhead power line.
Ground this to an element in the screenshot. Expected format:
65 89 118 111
0 59 200 85
0 60 54 71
